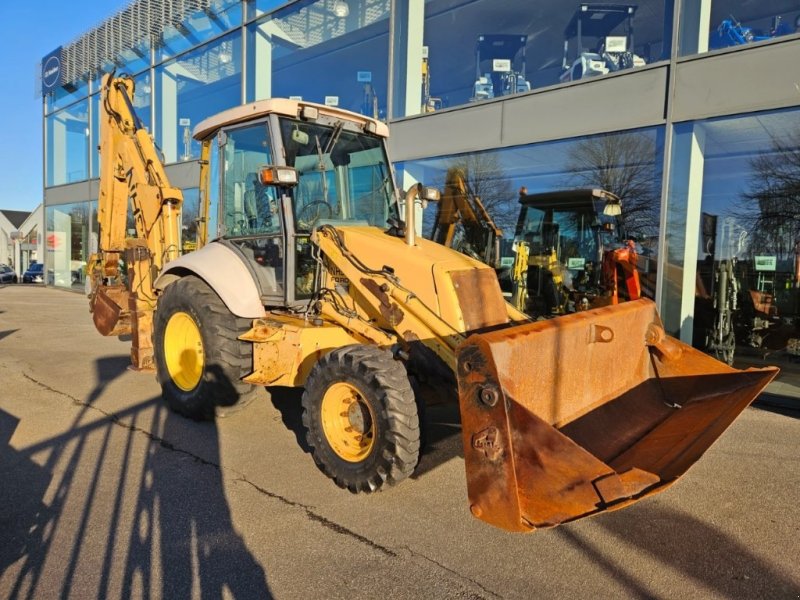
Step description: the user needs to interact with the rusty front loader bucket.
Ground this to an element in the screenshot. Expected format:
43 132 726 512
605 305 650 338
456 299 778 532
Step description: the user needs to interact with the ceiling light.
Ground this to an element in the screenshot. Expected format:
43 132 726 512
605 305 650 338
332 0 349 18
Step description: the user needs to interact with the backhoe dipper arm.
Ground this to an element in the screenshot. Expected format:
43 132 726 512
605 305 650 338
88 73 183 370
96 73 183 277
432 168 503 267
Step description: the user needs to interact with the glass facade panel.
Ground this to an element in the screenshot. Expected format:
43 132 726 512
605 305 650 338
90 93 100 179
46 79 90 115
157 0 242 61
182 187 201 252
680 0 800 55
399 126 664 314
246 0 288 20
46 100 89 187
116 48 151 76
133 71 154 132
665 107 800 376
156 31 243 164
45 201 95 290
396 0 673 117
245 0 390 119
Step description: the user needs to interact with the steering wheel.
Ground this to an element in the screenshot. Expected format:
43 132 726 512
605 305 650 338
297 200 333 229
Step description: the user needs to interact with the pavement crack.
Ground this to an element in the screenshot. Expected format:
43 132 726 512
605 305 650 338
23 372 88 407
398 546 501 599
23 371 397 559
22 372 217 468
238 477 396 557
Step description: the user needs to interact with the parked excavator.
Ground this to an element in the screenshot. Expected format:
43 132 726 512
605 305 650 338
87 73 777 532
429 172 641 317
430 167 504 269
512 187 642 317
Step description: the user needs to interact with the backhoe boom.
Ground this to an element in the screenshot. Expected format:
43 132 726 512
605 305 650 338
88 74 183 369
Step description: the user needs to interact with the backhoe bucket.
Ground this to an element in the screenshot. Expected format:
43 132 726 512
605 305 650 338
456 299 778 532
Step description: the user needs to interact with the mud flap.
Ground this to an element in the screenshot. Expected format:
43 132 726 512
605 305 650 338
456 299 778 532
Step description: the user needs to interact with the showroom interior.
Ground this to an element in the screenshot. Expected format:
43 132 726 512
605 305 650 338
40 0 800 376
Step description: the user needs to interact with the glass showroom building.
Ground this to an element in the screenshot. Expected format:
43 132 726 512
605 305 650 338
41 0 800 377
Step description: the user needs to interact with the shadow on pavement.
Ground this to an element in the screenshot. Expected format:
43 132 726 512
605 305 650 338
581 503 800 597
0 329 18 342
0 409 53 579
2 359 271 599
121 397 271 598
268 386 310 453
754 393 800 420
556 504 800 598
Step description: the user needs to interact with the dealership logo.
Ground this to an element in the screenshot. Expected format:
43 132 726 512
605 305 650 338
41 47 63 93
42 55 60 87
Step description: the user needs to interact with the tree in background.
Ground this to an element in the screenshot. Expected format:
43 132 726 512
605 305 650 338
443 151 516 233
739 127 800 260
565 130 661 240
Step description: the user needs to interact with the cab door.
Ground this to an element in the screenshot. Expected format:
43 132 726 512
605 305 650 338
217 120 286 306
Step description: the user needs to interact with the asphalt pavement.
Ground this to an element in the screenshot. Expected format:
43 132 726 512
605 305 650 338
1 284 799 599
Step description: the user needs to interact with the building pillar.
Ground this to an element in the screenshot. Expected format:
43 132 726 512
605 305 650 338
159 67 178 163
252 22 274 101
662 124 706 343
680 0 713 54
391 0 425 118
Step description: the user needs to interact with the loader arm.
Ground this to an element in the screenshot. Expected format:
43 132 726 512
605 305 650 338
87 73 184 370
312 224 466 370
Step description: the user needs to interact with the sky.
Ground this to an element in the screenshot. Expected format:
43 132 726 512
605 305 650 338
0 2 130 213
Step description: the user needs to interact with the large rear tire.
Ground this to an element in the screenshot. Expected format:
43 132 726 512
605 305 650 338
153 275 257 420
301 345 420 493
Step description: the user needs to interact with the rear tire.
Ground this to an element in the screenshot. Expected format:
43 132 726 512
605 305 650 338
153 275 257 420
301 345 420 493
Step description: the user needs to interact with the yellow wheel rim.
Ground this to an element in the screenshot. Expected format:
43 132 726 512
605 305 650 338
321 382 376 462
164 312 204 391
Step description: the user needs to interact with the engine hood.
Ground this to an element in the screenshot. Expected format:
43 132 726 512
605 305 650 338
332 226 509 332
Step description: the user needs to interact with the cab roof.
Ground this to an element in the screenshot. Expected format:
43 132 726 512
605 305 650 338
519 188 621 209
193 98 390 141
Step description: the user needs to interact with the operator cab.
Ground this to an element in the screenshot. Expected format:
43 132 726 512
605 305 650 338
194 100 398 308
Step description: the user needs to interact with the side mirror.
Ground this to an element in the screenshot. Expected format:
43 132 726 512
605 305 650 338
259 165 299 187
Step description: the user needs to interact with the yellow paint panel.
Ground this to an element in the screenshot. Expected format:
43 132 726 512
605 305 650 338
243 315 364 387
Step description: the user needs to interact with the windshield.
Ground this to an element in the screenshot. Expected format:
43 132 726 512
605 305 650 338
279 117 397 231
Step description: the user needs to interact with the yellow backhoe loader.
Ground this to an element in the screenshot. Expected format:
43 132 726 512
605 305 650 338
87 73 778 532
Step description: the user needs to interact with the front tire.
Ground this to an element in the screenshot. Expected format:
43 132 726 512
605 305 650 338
153 275 257 420
301 345 420 493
